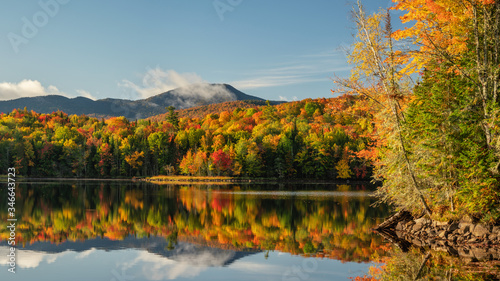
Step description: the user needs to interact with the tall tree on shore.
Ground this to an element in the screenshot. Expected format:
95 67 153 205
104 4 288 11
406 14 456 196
333 1 432 215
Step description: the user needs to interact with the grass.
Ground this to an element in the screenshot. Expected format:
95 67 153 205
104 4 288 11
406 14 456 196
144 175 279 184
0 175 24 180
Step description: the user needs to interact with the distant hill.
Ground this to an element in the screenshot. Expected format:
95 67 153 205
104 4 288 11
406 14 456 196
0 83 269 120
149 99 283 121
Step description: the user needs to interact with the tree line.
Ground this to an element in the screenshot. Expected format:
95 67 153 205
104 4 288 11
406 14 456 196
0 95 375 179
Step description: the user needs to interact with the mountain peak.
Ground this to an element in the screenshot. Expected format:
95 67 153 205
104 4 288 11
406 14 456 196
0 84 265 120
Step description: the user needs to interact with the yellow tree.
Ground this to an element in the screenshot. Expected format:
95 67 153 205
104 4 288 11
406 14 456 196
333 1 432 215
125 151 144 175
336 148 353 179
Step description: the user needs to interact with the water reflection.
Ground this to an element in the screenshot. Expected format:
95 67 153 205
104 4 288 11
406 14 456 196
373 247 500 280
0 181 391 280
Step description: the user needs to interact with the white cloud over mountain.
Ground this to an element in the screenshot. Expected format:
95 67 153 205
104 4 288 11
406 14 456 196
119 68 207 99
0 79 96 101
0 79 63 101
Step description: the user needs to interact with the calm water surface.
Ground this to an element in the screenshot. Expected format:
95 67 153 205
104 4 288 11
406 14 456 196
0 181 390 280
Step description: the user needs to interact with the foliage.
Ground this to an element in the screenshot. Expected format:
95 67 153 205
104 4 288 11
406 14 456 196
0 96 375 179
335 0 500 221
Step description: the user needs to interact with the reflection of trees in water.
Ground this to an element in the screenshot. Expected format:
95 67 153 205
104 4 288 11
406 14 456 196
375 248 500 281
0 182 391 262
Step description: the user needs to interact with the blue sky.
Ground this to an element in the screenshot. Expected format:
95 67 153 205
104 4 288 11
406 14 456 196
0 0 398 102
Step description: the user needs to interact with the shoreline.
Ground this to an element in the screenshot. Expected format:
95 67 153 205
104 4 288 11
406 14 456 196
6 176 376 185
374 211 500 262
142 176 375 185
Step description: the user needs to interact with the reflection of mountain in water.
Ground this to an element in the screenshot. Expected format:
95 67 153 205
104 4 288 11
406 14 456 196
1 236 261 267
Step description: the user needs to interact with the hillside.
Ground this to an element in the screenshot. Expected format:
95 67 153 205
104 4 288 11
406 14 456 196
149 100 284 121
0 83 266 120
0 94 374 180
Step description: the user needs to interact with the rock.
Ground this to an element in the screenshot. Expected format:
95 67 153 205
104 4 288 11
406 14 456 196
412 238 423 246
472 224 489 238
471 248 490 261
469 238 479 243
434 221 448 227
395 222 403 231
459 247 473 258
413 223 424 232
438 230 447 239
415 217 430 226
492 226 500 234
447 222 459 233
405 221 415 228
459 222 473 234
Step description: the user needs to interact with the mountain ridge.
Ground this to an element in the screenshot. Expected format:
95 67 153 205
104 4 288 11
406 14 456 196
0 83 270 120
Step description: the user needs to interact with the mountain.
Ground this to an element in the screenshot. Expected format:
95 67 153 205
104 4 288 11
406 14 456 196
1 236 261 267
0 83 268 120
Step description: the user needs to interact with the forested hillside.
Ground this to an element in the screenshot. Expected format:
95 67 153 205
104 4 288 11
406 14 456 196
0 95 375 179
150 100 283 120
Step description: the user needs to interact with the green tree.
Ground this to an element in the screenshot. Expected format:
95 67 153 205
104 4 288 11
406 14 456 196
166 106 179 129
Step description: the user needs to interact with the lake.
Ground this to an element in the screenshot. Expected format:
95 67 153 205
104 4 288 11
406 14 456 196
0 181 390 281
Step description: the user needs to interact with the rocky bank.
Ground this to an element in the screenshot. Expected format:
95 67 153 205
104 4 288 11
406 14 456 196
374 211 500 261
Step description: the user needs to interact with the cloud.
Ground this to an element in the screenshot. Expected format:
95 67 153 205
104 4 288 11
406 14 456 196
0 247 70 269
75 90 97 100
120 249 235 280
228 261 285 275
0 79 97 101
0 79 65 101
230 49 351 90
119 68 207 99
232 75 325 89
279 96 299 102
119 68 237 108
75 248 96 259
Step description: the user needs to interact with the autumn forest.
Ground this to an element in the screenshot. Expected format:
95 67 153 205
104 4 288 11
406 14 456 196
2 0 500 280
0 95 373 180
0 0 499 237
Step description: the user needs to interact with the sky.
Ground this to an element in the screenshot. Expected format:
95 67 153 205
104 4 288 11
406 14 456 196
0 0 400 102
